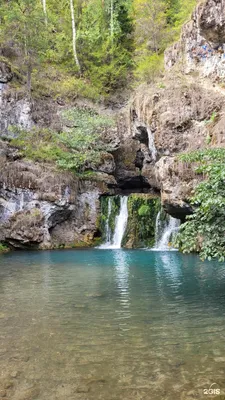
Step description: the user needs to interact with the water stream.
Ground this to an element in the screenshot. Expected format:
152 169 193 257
100 196 128 249
103 197 112 246
154 210 180 250
111 196 128 248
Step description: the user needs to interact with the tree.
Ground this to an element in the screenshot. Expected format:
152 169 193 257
134 0 167 54
77 0 133 93
1 0 48 94
41 0 48 25
69 0 81 72
110 0 114 41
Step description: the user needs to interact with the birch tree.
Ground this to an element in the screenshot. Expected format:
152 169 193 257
69 0 81 72
41 0 48 25
110 0 114 42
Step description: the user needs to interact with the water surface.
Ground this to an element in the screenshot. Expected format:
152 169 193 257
0 249 225 399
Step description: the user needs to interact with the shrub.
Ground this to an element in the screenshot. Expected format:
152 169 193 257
174 148 225 261
11 108 115 174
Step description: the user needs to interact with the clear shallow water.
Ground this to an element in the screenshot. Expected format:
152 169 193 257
0 250 225 400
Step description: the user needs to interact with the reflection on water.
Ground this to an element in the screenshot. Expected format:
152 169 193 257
0 249 225 400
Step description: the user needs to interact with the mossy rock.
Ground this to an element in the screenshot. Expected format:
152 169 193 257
122 194 161 248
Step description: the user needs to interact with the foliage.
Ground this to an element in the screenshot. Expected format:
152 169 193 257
205 111 217 125
174 148 225 261
134 53 164 83
0 0 197 95
138 204 150 217
99 195 160 247
11 108 115 173
0 0 49 92
0 243 9 253
78 0 134 93
31 68 102 101
123 194 161 247
0 0 134 96
133 0 196 82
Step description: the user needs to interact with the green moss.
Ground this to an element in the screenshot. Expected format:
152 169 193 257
71 241 89 248
0 243 10 253
99 194 161 248
122 194 161 248
138 204 150 217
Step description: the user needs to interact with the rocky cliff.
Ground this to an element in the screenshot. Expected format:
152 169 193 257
0 65 117 249
0 141 115 249
123 0 225 219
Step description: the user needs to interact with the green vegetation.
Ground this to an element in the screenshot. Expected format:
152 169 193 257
0 0 197 97
11 108 115 173
205 111 217 125
100 195 160 247
0 243 9 253
133 0 196 82
174 149 225 261
123 194 160 247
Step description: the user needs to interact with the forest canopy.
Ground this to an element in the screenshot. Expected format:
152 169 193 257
0 0 196 98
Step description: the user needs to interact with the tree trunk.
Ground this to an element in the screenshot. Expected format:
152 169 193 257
42 0 48 25
110 0 114 42
70 0 81 73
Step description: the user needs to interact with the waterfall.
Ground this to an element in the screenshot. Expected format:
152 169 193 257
105 197 112 244
100 196 128 249
154 211 161 246
154 211 180 251
111 196 128 248
147 127 157 161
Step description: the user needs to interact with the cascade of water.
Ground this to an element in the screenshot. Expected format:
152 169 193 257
154 211 180 250
154 211 161 246
105 197 112 243
111 197 128 248
100 196 128 249
147 127 157 161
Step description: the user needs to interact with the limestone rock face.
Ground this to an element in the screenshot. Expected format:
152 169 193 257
126 0 225 217
96 153 116 174
0 85 34 139
0 61 13 83
0 153 76 248
155 157 197 220
198 0 225 44
0 142 115 248
165 0 225 79
0 61 118 248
